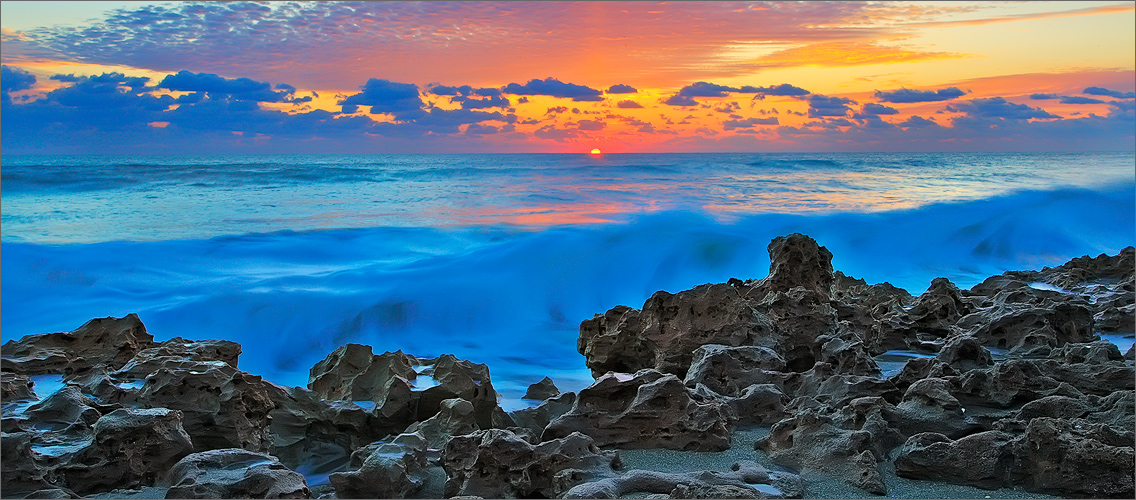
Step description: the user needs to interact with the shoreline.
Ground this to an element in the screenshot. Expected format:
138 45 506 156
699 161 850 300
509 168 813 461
2 233 1133 499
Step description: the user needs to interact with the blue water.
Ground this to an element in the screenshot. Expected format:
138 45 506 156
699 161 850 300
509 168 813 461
2 153 1133 396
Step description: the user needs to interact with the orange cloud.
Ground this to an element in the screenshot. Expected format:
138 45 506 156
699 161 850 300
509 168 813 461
754 41 967 69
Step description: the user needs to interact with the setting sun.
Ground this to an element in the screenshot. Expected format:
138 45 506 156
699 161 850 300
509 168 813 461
590 148 602 156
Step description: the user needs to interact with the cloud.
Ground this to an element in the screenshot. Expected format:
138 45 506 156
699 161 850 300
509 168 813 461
428 85 503 97
616 100 643 109
454 95 511 109
545 106 568 114
860 103 899 115
502 77 603 101
723 117 779 130
464 123 501 135
806 94 855 118
665 81 811 106
339 78 424 116
1059 95 1106 105
533 124 581 141
2 65 37 94
1029 93 1059 100
1083 86 1136 99
946 97 1058 120
899 115 941 129
576 119 606 131
754 41 964 69
158 70 291 101
606 84 637 94
875 86 966 103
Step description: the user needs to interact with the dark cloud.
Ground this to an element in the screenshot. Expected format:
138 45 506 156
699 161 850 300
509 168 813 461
1059 95 1106 105
502 77 603 101
616 100 643 109
899 116 940 128
546 106 568 114
455 95 511 109
340 78 424 116
860 103 898 115
723 117 779 130
946 97 1058 120
159 70 290 102
874 86 965 103
606 84 637 94
428 84 503 97
2 65 37 94
275 83 296 92
737 83 810 96
1083 86 1136 99
50 74 83 83
665 81 811 106
516 97 529 104
533 124 581 141
576 119 606 131
464 123 500 135
806 94 855 118
1029 93 1059 100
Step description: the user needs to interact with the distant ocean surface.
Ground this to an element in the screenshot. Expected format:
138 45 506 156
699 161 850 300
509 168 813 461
3 152 1134 400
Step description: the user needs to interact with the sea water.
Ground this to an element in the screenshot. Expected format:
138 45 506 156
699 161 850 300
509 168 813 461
2 152 1133 397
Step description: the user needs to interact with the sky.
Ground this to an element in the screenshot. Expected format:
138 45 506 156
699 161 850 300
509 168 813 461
1 1 1134 154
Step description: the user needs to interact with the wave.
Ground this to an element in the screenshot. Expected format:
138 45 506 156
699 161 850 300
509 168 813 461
2 183 1133 396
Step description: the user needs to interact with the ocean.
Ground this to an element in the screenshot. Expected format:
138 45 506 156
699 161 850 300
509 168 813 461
2 152 1133 403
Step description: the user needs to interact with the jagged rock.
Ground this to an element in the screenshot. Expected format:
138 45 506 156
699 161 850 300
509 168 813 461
403 398 478 450
1014 417 1135 497
1 431 55 495
885 357 958 393
415 354 510 429
308 344 417 402
894 431 1017 489
816 333 880 376
1048 339 1124 364
134 338 242 369
58 408 193 496
544 370 734 451
563 461 803 499
329 441 427 499
892 378 978 438
509 392 576 437
791 362 901 406
935 335 993 372
955 359 1087 408
441 429 620 498
165 449 310 499
122 359 275 452
907 278 972 335
523 376 560 400
23 386 104 431
2 372 35 400
683 345 787 397
1 314 155 376
23 488 79 499
263 383 398 472
702 383 787 426
762 233 834 294
958 280 1095 350
755 402 890 494
579 283 776 378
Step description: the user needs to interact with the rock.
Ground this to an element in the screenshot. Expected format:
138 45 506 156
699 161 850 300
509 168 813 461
122 359 275 452
523 376 560 400
1014 417 1135 497
894 431 1017 489
329 441 427 499
816 333 880 376
134 338 242 369
2 372 35 400
892 378 978 438
263 383 398 471
957 281 1095 350
441 429 620 499
509 392 576 437
955 359 1085 408
59 408 194 496
791 362 901 406
1 431 54 495
762 233 834 295
1 314 155 376
544 370 734 451
403 398 479 450
564 461 803 499
579 283 776 378
165 449 310 499
307 344 417 402
683 344 787 397
691 383 787 426
23 488 79 499
935 335 993 372
23 385 104 431
755 403 890 494
1048 339 1124 364
415 354 509 429
906 278 973 337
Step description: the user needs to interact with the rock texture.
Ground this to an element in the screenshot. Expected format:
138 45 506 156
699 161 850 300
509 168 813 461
165 449 310 499
563 460 803 499
543 370 735 451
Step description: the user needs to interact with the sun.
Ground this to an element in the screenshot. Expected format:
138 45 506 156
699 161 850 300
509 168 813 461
589 148 602 156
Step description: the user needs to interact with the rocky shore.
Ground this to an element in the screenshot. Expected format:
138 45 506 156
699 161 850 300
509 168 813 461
2 233 1133 499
